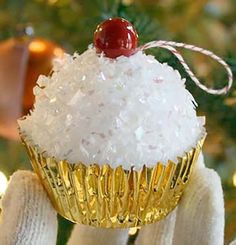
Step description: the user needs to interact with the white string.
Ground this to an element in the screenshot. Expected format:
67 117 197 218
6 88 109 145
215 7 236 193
140 40 233 95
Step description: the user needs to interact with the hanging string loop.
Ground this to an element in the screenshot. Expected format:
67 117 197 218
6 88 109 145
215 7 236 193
140 40 233 95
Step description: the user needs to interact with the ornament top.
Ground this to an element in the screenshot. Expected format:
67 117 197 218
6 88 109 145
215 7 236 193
94 17 138 58
19 47 205 169
18 17 233 169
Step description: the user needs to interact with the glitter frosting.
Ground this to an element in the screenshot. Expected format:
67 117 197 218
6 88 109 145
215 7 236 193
18 48 205 169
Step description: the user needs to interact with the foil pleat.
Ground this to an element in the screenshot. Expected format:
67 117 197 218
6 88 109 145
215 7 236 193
22 137 205 228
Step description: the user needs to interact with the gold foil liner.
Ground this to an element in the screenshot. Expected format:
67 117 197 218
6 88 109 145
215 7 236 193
22 136 205 228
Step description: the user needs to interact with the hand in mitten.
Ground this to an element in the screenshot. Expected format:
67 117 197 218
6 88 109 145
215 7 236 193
0 171 57 245
0 155 232 245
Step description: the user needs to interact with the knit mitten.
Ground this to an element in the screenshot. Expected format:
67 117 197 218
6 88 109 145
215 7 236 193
0 170 57 245
67 224 129 245
134 155 225 245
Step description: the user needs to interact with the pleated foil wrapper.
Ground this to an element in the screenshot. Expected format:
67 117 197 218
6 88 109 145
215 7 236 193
22 136 205 228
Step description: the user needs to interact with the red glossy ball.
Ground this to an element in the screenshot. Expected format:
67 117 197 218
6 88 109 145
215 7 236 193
94 17 138 59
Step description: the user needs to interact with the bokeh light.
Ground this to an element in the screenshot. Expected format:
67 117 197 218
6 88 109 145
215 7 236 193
233 172 236 187
0 171 8 196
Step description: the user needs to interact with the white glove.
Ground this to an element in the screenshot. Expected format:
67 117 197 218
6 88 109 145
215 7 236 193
0 155 234 245
0 170 57 245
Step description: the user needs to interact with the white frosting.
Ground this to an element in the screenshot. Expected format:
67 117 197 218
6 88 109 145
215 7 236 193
19 48 205 169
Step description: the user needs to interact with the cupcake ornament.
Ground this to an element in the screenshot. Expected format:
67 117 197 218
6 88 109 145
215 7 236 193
19 18 233 228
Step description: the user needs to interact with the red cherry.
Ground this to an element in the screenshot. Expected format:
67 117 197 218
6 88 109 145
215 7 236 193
94 17 138 59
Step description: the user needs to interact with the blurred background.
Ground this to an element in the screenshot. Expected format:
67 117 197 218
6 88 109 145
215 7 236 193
0 0 235 244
